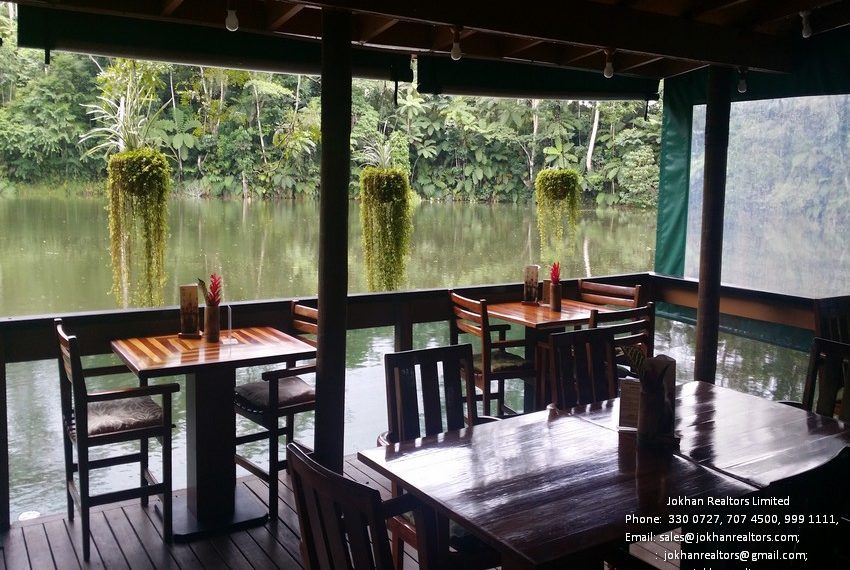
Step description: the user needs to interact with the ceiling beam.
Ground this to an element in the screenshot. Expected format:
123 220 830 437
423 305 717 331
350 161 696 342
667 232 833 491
750 0 838 27
354 14 399 43
160 0 185 17
266 3 305 30
286 0 795 72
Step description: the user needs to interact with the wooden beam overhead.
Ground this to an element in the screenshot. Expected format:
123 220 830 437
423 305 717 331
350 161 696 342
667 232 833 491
498 37 544 57
161 0 185 17
285 0 795 72
354 14 399 43
266 3 305 30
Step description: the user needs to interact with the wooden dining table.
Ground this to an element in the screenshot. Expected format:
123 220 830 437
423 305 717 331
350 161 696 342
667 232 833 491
486 299 609 330
486 299 611 410
358 381 850 569
111 326 316 541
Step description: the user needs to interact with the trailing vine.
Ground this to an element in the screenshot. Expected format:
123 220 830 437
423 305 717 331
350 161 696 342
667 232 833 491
535 168 580 258
107 147 171 307
360 166 412 291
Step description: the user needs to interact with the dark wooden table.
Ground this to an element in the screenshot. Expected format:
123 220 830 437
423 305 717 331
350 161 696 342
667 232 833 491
487 299 611 410
358 381 850 569
487 299 607 330
573 380 850 488
111 326 316 541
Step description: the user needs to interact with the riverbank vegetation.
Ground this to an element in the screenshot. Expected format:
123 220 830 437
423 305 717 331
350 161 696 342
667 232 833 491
0 7 661 207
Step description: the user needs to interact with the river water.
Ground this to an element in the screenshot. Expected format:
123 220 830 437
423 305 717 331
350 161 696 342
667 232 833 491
0 194 807 519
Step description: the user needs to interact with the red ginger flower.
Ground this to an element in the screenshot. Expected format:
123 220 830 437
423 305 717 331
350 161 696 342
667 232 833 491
198 273 222 306
550 262 560 283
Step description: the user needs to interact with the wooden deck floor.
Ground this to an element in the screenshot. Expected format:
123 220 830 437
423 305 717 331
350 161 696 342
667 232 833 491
0 455 420 570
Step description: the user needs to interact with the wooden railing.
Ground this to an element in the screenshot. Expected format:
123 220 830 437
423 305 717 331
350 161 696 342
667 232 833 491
0 272 818 529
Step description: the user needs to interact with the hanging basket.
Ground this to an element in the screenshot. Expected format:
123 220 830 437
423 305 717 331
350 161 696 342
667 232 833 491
535 168 580 254
360 167 412 292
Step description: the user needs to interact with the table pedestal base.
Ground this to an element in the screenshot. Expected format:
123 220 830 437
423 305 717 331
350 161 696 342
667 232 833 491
164 486 269 542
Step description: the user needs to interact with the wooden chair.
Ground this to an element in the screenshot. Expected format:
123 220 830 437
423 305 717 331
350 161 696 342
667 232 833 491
814 296 850 343
287 441 423 570
380 343 499 570
234 300 317 520
576 279 643 308
55 318 178 561
449 291 537 416
590 302 656 377
548 327 618 408
744 447 850 567
784 337 850 421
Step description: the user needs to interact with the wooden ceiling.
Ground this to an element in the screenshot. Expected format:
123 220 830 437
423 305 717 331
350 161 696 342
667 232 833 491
11 0 850 79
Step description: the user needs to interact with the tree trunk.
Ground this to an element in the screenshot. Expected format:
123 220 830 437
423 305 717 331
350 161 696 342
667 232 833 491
241 170 249 201
585 102 600 172
529 98 540 188
294 74 302 120
252 83 267 164
169 71 184 181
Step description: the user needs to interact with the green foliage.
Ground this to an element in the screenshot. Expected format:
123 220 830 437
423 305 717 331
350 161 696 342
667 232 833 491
0 53 99 181
360 167 412 291
80 66 170 158
106 147 171 307
536 168 580 258
0 42 661 208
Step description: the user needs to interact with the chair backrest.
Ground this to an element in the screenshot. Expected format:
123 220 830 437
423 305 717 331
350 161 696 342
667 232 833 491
448 291 493 355
750 447 850 566
287 442 394 570
549 327 617 408
55 318 89 434
813 296 850 344
802 337 850 421
577 280 642 308
290 300 319 347
590 302 656 366
384 344 479 443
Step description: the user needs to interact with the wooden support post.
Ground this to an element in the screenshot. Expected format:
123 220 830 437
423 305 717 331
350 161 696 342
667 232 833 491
694 66 731 383
314 9 351 472
394 302 413 352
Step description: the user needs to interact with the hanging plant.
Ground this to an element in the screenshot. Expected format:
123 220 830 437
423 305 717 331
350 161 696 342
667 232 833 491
107 147 171 307
535 168 580 257
360 166 412 291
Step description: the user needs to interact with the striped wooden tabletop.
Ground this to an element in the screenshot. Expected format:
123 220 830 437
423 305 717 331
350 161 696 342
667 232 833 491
111 326 316 379
487 299 609 330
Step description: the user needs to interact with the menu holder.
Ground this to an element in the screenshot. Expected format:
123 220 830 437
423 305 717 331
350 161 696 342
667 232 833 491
522 265 540 305
637 354 678 448
178 284 202 339
618 378 640 430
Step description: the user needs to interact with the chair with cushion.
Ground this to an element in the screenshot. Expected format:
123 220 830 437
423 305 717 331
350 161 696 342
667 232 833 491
548 327 618 408
55 318 178 561
576 279 643 308
379 343 499 570
590 302 656 377
234 300 317 519
449 290 537 416
287 441 423 570
783 337 850 421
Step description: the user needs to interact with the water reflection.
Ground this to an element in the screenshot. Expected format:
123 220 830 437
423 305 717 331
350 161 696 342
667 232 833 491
0 195 809 519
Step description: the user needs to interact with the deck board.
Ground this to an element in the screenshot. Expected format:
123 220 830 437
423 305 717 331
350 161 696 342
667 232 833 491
0 455 474 569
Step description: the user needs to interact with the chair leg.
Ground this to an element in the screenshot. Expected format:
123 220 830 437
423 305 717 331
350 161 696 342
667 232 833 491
268 420 279 522
480 378 492 417
140 437 149 507
79 451 91 561
162 430 173 540
391 533 404 569
64 435 75 521
496 379 506 416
